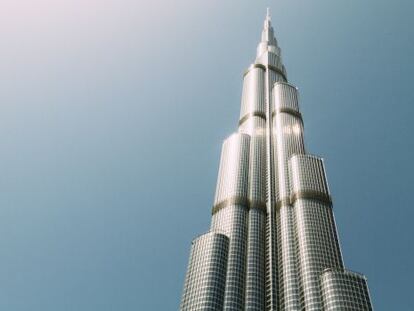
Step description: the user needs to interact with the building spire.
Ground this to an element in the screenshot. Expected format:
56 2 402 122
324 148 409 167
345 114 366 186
264 8 272 29
257 7 279 58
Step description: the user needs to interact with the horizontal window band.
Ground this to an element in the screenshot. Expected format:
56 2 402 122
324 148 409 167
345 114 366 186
212 196 266 215
275 191 332 208
291 190 332 206
272 107 303 120
249 200 267 213
243 64 266 76
243 63 287 81
275 197 291 209
239 111 266 125
212 197 249 215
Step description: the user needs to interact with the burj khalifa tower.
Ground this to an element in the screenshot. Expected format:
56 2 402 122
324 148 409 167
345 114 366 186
180 10 373 311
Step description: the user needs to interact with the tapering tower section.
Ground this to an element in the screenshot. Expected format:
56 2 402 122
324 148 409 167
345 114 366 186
180 10 373 311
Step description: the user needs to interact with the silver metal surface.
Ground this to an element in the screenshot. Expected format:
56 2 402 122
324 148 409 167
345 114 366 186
272 83 304 311
321 269 373 311
214 133 250 206
211 205 249 311
180 232 229 311
245 208 266 311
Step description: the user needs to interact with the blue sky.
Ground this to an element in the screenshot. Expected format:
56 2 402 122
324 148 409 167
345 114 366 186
0 0 413 310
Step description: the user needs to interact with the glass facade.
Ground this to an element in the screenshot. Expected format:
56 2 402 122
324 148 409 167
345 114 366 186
245 208 266 310
180 232 229 311
180 10 373 311
321 269 373 311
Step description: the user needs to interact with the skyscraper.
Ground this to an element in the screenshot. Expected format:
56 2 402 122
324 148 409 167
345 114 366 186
180 10 373 311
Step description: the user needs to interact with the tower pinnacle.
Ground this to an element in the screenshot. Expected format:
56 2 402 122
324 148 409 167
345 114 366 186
257 8 279 59
264 8 272 29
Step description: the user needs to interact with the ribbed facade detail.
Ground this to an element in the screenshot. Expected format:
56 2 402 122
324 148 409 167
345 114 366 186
272 83 304 311
211 205 249 311
273 83 301 115
247 132 266 209
245 208 266 310
240 68 265 125
289 155 330 204
321 269 373 311
213 133 250 214
273 83 305 202
211 134 250 310
180 10 373 311
294 199 343 310
180 232 229 311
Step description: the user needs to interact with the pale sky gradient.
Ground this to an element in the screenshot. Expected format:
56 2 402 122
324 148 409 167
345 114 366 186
0 1 413 310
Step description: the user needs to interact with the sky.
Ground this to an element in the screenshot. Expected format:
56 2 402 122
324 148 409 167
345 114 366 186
0 0 413 310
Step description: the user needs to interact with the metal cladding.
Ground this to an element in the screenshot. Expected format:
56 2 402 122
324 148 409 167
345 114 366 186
180 232 229 311
211 205 249 311
289 154 330 204
273 83 301 115
213 133 251 213
321 269 373 311
180 10 373 311
245 208 266 310
240 67 265 126
290 155 344 310
248 133 266 209
272 83 304 311
273 83 305 202
295 201 344 310
211 134 251 310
